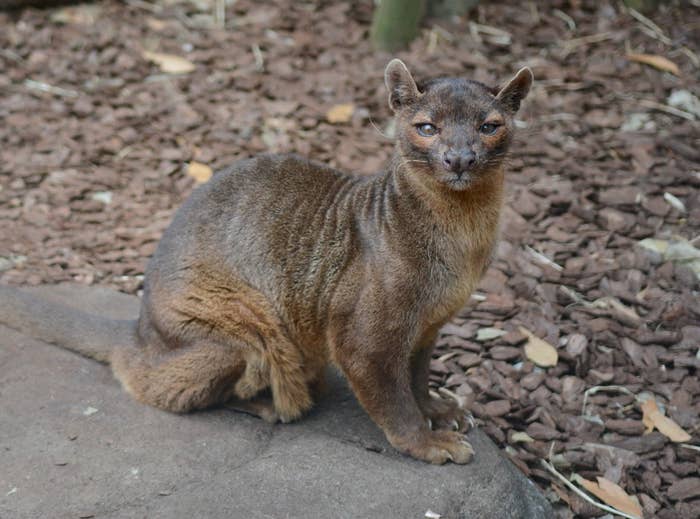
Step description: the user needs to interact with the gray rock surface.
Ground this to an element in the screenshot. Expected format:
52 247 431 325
0 285 553 519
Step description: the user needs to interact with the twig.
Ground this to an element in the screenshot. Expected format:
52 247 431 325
251 44 264 71
628 8 671 45
681 444 700 453
541 460 641 519
215 0 225 29
559 285 588 306
427 28 438 54
637 25 671 46
125 0 163 13
638 99 696 121
560 32 617 54
525 245 563 271
469 22 512 45
680 47 700 68
581 385 635 417
528 2 539 25
24 79 79 98
553 9 576 31
470 22 511 38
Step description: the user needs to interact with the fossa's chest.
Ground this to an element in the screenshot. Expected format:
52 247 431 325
424 217 500 325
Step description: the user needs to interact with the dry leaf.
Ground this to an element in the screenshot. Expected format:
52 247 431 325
663 192 686 213
475 327 507 341
142 51 195 74
518 326 558 367
50 5 101 25
627 53 680 75
640 398 691 442
510 431 535 443
577 476 642 519
187 162 213 183
146 18 168 31
326 103 354 124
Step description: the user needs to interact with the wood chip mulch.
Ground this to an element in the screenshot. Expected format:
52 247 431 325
0 1 698 517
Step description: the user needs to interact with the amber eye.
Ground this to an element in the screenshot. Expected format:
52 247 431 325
416 123 438 137
479 122 500 135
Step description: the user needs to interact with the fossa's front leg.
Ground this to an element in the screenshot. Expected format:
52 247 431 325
410 342 470 432
336 338 473 465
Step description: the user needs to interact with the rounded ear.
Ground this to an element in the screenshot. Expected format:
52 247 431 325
495 67 533 114
384 59 420 112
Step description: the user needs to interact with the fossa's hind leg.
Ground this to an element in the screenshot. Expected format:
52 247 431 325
111 337 313 421
111 341 246 413
124 274 315 420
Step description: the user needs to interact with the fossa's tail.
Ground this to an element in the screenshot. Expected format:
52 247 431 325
0 285 136 363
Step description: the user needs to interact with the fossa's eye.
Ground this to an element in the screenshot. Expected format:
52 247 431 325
479 122 501 135
416 123 438 137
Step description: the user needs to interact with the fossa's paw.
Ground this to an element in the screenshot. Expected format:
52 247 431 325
393 429 474 465
420 395 471 433
227 396 280 423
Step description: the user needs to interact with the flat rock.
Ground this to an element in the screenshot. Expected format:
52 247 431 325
0 285 553 519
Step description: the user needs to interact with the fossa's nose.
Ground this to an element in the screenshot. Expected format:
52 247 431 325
442 150 476 176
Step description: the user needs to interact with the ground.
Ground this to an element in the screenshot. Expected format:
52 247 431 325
0 1 698 517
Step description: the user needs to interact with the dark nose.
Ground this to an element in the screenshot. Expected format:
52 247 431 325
443 150 476 175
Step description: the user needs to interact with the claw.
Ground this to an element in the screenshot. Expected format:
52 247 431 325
466 413 475 428
451 419 459 431
427 418 433 430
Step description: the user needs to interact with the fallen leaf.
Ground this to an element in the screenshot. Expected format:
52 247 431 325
577 476 642 518
510 431 534 443
146 18 168 31
50 5 101 25
668 89 700 118
475 327 507 342
90 191 113 205
663 192 686 213
627 53 680 75
142 51 195 74
638 238 700 280
640 398 691 442
326 103 354 124
638 238 668 255
518 326 558 367
187 162 213 183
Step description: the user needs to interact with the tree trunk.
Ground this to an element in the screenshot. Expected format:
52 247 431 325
427 0 479 18
370 0 426 53
623 0 661 13
0 0 73 8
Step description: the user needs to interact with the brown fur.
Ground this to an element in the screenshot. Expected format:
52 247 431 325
0 60 532 464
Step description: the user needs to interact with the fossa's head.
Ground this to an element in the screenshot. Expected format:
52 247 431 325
385 59 533 191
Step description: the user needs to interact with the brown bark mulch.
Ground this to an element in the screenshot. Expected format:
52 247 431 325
1 1 698 517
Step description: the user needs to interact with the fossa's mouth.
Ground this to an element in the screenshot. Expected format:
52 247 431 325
443 174 473 191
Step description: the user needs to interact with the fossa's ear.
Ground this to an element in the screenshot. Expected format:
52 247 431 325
384 59 420 112
495 67 533 114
